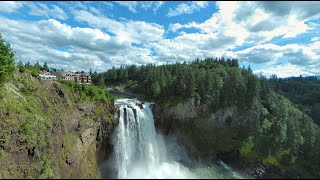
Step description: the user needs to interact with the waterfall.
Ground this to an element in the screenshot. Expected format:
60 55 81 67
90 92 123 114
112 98 194 179
109 98 252 179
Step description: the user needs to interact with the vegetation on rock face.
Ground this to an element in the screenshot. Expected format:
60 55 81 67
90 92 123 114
0 74 54 178
61 81 113 103
0 34 115 178
95 58 320 178
0 71 115 178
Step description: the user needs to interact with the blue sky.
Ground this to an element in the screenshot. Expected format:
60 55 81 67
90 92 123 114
0 1 319 77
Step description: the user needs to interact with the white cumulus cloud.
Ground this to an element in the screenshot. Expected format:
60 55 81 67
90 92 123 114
25 2 68 20
0 1 23 13
167 1 209 17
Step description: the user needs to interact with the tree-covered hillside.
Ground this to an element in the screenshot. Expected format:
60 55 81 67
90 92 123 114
268 75 320 125
93 58 320 178
93 58 259 110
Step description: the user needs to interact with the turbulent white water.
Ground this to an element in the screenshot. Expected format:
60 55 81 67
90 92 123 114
113 98 195 179
111 98 253 179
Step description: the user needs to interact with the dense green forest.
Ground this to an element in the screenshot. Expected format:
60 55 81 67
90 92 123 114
92 58 320 178
92 58 259 110
268 75 320 125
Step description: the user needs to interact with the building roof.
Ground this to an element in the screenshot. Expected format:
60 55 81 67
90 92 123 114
50 71 91 77
39 74 56 78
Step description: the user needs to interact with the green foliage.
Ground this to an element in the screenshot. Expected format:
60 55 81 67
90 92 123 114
90 104 114 123
15 77 37 94
17 60 26 72
0 148 4 158
62 81 113 103
0 132 10 144
200 127 242 152
20 116 48 149
262 155 280 167
42 62 49 72
26 66 40 77
0 34 16 86
97 58 252 107
268 75 320 125
240 136 255 161
150 81 160 98
39 155 54 179
125 80 139 91
241 89 320 177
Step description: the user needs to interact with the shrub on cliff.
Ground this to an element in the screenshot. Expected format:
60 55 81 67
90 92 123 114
0 34 16 87
62 81 113 103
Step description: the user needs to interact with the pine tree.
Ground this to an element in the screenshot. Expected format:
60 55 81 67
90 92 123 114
35 61 40 68
246 74 260 107
17 60 26 72
25 61 31 67
247 65 252 73
18 60 24 66
151 81 160 98
43 62 49 72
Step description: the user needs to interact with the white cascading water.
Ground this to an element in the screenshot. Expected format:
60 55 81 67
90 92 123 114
111 98 252 179
113 98 195 179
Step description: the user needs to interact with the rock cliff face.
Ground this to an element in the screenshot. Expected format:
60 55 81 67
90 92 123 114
154 98 196 134
155 97 258 129
154 98 256 162
0 72 116 178
163 98 197 121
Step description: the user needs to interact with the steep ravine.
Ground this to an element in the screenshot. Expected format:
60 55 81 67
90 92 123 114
154 97 252 158
1 72 314 179
153 98 294 179
0 72 116 178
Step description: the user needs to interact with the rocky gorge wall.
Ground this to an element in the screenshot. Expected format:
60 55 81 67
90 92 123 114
153 97 299 179
154 97 257 163
0 72 117 178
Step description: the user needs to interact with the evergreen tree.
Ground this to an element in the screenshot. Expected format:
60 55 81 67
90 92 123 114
245 73 261 108
17 60 26 72
151 81 160 98
43 61 49 72
18 60 24 66
25 61 31 67
247 65 252 73
35 61 40 68
0 34 16 86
